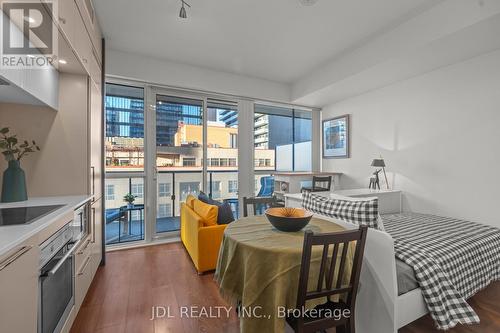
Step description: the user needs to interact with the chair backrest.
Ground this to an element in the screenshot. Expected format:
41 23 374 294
312 176 332 191
242 196 278 217
296 226 368 312
257 176 275 197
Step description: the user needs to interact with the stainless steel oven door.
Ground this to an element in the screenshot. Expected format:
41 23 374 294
39 241 76 333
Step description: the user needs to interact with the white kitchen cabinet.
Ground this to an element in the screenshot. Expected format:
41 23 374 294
57 0 78 46
89 48 102 89
74 242 94 309
74 0 102 61
89 81 103 200
90 198 103 276
0 238 39 333
73 14 93 74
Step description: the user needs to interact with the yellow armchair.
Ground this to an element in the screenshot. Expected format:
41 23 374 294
180 202 227 273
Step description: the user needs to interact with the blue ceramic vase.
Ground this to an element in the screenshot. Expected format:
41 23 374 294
1 160 28 202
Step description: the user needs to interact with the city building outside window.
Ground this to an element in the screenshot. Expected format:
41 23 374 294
130 210 142 221
159 183 171 197
105 84 145 170
182 157 196 167
158 204 171 218
131 183 144 198
180 182 200 201
211 181 221 199
105 184 115 201
228 180 238 193
230 133 238 148
254 104 312 173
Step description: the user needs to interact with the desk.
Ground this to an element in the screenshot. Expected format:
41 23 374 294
273 172 343 200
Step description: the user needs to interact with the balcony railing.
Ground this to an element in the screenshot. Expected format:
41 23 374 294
104 170 240 245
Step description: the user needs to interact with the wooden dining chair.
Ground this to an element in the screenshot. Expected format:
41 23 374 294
301 176 332 193
242 196 279 217
286 226 368 333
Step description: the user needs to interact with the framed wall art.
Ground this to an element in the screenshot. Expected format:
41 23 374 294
322 114 350 158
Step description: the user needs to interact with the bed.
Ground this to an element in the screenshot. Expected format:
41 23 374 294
307 212 500 333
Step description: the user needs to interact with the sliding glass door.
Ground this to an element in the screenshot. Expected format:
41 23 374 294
104 83 146 245
206 100 239 217
148 89 241 238
104 82 314 246
154 94 204 235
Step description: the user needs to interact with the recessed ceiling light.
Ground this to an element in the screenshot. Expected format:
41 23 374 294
58 59 67 64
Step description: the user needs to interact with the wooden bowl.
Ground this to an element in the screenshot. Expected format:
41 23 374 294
265 207 313 232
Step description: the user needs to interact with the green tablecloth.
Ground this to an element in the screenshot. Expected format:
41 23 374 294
215 215 353 333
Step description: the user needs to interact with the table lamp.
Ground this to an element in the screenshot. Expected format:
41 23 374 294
371 158 389 189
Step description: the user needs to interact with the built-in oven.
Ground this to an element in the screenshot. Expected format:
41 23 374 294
72 201 90 242
38 223 77 333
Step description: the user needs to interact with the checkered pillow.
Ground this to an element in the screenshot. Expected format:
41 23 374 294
302 192 380 229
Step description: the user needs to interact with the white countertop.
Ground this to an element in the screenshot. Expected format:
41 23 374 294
0 195 92 256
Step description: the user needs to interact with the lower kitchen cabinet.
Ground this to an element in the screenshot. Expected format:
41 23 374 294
74 235 94 309
90 198 103 276
0 238 39 333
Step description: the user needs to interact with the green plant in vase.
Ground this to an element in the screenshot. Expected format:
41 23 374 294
0 127 40 202
123 193 136 207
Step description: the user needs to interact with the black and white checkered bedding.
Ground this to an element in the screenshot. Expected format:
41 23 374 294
302 192 380 229
383 212 500 330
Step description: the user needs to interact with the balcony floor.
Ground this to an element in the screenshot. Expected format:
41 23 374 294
105 216 180 245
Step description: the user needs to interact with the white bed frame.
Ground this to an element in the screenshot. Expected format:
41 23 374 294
313 214 428 333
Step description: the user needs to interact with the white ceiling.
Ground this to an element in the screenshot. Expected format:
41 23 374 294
94 0 437 84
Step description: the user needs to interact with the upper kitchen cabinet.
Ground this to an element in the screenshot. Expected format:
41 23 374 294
56 0 78 49
89 81 102 200
0 9 59 109
74 0 102 61
42 0 102 77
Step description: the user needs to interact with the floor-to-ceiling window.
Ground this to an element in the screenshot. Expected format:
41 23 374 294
104 82 315 246
104 83 145 245
254 104 312 195
155 94 204 234
206 100 239 217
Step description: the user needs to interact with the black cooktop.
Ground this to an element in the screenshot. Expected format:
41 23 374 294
0 205 64 226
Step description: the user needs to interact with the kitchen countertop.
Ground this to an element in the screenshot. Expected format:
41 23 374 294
0 195 92 257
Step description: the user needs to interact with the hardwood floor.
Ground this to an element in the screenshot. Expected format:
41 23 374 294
71 243 500 333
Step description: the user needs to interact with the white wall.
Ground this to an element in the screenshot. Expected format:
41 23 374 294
292 0 500 107
0 74 88 197
322 49 500 227
106 49 291 103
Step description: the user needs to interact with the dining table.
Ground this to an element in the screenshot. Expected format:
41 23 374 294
215 214 355 333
